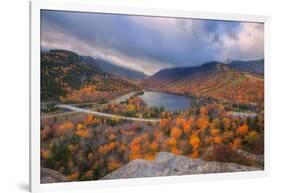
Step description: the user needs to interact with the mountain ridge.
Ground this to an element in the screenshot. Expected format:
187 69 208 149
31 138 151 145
83 56 148 81
142 60 264 103
229 59 264 75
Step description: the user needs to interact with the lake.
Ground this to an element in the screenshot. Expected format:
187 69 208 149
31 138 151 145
138 91 192 112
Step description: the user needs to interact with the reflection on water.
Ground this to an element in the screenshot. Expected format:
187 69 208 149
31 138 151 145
138 91 191 112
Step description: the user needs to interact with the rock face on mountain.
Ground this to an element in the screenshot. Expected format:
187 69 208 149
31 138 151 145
41 168 69 184
103 152 261 180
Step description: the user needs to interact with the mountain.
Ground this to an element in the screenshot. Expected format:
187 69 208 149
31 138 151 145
41 50 137 102
142 62 229 87
83 56 148 81
228 59 264 75
142 61 264 103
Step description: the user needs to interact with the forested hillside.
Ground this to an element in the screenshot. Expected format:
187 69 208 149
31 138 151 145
41 50 138 103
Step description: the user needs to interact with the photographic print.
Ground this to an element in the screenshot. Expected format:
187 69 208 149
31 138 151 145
40 10 265 183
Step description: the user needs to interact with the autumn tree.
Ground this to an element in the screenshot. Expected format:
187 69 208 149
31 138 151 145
237 124 249 135
189 134 201 158
170 127 182 139
196 116 209 132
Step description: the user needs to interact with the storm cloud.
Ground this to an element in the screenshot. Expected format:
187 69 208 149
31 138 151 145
41 10 264 75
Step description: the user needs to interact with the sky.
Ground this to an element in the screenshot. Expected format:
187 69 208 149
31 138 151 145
41 10 264 75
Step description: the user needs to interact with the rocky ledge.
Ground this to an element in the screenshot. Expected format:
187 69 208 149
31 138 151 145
41 167 69 183
103 152 262 180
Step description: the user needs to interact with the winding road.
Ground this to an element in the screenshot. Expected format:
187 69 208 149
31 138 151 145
56 104 161 122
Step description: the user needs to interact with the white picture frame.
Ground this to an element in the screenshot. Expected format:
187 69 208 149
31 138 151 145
30 0 271 192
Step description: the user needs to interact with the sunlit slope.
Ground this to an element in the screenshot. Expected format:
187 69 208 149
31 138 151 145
143 62 264 103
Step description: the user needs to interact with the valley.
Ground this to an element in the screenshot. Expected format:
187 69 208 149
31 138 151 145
40 49 264 183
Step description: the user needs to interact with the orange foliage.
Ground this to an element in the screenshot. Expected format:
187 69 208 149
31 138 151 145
213 136 223 144
75 129 90 138
183 121 191 134
67 172 79 181
170 127 182 139
189 134 201 150
108 133 116 141
230 138 241 150
223 130 234 140
176 117 186 129
196 116 209 131
190 149 199 158
108 158 122 172
237 124 249 135
210 128 220 136
144 154 155 160
150 142 159 153
199 106 208 115
171 147 182 155
129 145 142 160
167 137 177 147
56 121 74 136
84 115 95 125
159 119 170 129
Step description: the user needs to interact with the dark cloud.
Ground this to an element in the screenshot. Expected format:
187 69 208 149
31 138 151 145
41 10 264 74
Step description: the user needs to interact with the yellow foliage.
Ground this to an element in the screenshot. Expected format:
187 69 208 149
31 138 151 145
75 129 90 138
67 144 75 152
127 104 135 112
189 134 200 150
41 149 51 159
76 123 84 130
244 131 258 144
